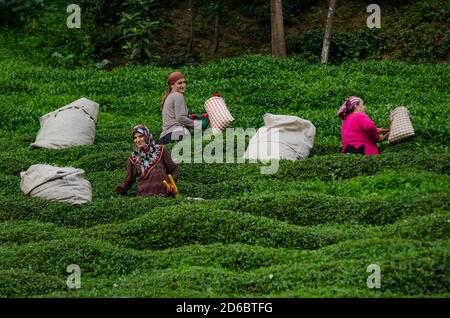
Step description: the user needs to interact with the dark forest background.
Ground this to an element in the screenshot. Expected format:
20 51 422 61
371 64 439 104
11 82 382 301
1 0 448 67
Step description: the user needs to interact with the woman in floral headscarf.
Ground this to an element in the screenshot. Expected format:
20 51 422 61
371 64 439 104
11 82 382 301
338 96 389 156
115 124 179 197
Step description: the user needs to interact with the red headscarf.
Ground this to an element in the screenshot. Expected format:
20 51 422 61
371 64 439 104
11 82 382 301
161 71 186 111
167 71 185 86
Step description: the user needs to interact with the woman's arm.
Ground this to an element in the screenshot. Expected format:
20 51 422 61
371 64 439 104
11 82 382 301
358 113 380 143
116 159 137 194
162 148 179 182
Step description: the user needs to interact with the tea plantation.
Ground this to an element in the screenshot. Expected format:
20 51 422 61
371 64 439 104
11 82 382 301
0 46 448 297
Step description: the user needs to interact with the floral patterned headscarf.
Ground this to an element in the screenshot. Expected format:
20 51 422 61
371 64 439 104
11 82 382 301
337 96 363 120
129 125 163 178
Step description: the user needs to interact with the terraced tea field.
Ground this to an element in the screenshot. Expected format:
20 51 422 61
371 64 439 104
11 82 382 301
0 48 448 297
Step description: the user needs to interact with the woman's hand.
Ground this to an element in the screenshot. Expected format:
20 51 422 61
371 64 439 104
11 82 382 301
378 132 390 142
201 113 210 124
114 186 126 195
377 128 390 142
166 183 177 197
201 118 208 129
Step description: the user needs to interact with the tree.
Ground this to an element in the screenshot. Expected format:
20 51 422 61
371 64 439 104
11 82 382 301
270 0 287 58
321 0 337 64
187 0 195 54
212 0 221 54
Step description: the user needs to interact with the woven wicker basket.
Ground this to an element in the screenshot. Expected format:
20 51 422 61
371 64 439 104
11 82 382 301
204 95 234 134
388 106 415 143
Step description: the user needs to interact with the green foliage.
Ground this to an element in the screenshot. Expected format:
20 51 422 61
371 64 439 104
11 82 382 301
0 0 163 66
216 191 449 226
10 1 96 67
389 0 450 62
118 0 162 63
1 0 447 66
384 210 450 241
242 0 315 27
0 0 44 27
0 238 448 297
287 29 389 64
0 270 65 297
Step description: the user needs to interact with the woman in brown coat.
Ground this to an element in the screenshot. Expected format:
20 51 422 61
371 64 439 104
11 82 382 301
115 125 179 197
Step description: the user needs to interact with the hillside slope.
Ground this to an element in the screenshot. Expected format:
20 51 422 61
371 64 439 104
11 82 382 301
0 48 449 297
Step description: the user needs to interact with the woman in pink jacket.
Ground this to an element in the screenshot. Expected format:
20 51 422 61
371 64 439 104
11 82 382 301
338 96 389 156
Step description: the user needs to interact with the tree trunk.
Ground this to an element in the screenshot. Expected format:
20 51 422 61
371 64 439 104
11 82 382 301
212 0 220 54
187 0 194 54
270 0 287 58
321 0 337 64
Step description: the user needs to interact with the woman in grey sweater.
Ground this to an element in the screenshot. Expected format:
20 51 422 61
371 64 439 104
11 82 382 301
159 71 206 145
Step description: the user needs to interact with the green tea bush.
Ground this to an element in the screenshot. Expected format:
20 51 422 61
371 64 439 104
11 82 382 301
12 239 448 297
383 210 450 241
0 194 179 227
0 269 65 297
0 221 70 246
87 204 358 250
216 191 449 226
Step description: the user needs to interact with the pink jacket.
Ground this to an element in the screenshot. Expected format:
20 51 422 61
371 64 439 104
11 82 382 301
341 112 380 155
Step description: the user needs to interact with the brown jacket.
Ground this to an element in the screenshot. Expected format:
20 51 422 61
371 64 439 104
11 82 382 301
119 148 179 197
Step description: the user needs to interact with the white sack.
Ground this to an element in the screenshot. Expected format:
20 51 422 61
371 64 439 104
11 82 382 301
30 97 99 149
244 113 316 161
20 164 92 205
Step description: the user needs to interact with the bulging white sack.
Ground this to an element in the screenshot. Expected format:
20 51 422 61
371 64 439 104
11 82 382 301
30 97 99 149
244 113 316 161
20 164 92 205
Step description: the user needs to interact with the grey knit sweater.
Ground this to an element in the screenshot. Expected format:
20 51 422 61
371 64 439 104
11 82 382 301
160 92 199 140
